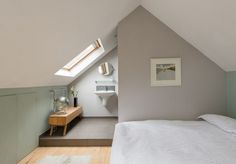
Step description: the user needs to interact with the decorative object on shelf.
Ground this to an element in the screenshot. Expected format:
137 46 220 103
150 58 181 86
73 97 78 107
98 62 114 76
70 86 78 107
50 90 69 114
54 97 69 114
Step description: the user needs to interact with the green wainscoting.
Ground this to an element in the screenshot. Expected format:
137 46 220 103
227 71 236 118
0 86 67 164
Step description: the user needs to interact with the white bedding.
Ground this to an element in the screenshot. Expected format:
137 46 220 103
110 120 236 164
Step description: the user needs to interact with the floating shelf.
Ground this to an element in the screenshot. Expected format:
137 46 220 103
95 79 116 84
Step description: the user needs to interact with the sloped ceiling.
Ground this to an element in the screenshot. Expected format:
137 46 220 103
0 0 140 88
1 0 235 88
141 0 236 71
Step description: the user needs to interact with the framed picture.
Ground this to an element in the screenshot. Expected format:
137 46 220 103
150 58 181 86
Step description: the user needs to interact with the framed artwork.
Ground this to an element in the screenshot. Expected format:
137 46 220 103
150 58 181 86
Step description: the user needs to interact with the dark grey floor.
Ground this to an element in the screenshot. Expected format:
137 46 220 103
39 117 118 146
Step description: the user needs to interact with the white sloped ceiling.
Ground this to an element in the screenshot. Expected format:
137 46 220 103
0 0 140 88
1 0 235 88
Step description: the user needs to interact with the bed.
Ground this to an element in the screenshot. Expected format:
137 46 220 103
110 115 236 164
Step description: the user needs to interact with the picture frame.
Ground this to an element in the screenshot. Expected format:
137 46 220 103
150 58 181 86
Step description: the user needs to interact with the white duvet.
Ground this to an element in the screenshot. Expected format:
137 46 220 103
110 120 236 164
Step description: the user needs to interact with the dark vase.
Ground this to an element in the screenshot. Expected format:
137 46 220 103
73 97 78 107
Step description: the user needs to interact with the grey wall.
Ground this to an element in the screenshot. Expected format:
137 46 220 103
0 86 67 163
69 48 118 117
227 71 236 118
118 6 226 122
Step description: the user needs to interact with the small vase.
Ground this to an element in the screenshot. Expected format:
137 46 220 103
73 97 78 107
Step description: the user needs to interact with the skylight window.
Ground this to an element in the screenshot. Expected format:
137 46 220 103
55 39 104 77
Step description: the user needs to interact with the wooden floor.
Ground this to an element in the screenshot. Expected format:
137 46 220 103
18 147 111 164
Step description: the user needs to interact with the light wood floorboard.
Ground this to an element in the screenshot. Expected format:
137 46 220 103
18 147 111 164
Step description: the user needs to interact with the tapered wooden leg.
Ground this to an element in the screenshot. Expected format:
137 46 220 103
63 125 67 136
50 126 54 136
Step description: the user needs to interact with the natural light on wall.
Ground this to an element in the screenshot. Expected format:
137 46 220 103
55 39 104 77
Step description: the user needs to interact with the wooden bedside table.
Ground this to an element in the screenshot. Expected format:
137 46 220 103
48 106 82 136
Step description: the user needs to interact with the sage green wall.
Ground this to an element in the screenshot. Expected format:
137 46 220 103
0 86 67 163
227 71 236 118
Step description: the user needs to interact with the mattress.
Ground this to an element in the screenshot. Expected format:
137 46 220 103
110 120 236 164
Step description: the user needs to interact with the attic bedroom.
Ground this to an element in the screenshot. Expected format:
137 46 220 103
0 1 236 164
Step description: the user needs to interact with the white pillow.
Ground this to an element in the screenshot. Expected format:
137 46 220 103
198 114 236 133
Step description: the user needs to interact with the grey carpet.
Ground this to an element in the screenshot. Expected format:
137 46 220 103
41 117 118 139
